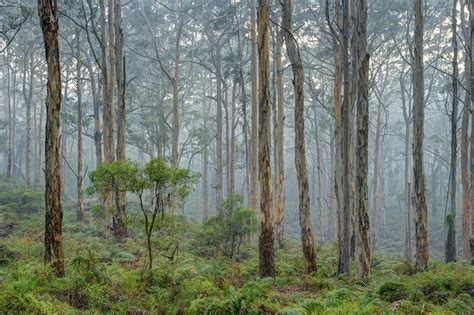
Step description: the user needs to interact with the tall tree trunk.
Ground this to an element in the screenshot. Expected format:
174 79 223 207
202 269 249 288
114 0 127 241
249 0 259 212
338 0 352 276
171 2 183 167
446 0 458 263
282 0 317 274
234 5 250 199
400 66 412 261
330 0 343 248
371 97 383 245
355 0 371 280
469 0 474 264
229 84 237 195
75 27 84 223
23 50 34 188
413 0 429 272
105 0 116 164
274 10 285 248
215 45 224 207
85 61 102 166
257 0 275 278
6 52 12 179
329 128 338 242
202 100 209 220
38 0 64 277
313 106 324 240
461 1 471 262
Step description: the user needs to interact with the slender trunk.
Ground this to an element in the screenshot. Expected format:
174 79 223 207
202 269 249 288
446 0 458 263
282 0 316 274
355 0 371 280
215 45 224 207
274 16 285 248
75 27 84 222
338 0 352 276
314 107 324 240
413 0 429 272
171 2 183 167
257 0 275 278
202 136 209 220
114 0 127 241
38 0 64 277
461 2 471 262
105 0 116 164
400 67 412 260
23 50 34 187
371 98 383 245
6 52 12 179
229 84 237 195
250 0 259 212
469 0 474 264
234 6 250 200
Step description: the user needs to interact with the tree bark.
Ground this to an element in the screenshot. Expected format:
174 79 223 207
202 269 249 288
400 66 412 261
114 0 127 241
461 1 471 262
257 0 275 278
282 0 317 274
6 51 13 179
355 0 371 280
38 0 64 277
23 49 34 188
274 9 285 248
413 0 429 272
446 0 458 263
250 0 259 212
469 0 474 264
338 0 352 276
75 27 84 222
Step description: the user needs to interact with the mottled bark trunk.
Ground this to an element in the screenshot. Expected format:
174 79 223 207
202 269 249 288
446 0 458 263
75 27 84 222
23 50 34 187
171 4 183 167
215 47 224 207
274 15 285 248
469 0 474 264
250 0 259 212
400 67 412 261
461 2 471 262
234 7 250 199
114 0 127 241
38 0 64 277
371 98 382 245
413 0 429 272
202 119 209 220
282 0 316 274
355 0 371 280
6 52 12 179
86 62 102 166
338 0 351 276
257 0 275 278
105 0 116 164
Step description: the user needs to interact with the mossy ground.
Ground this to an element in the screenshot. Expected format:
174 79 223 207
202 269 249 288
0 179 473 314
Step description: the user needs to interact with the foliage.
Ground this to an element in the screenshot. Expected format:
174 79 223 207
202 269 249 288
194 194 258 259
1 178 473 314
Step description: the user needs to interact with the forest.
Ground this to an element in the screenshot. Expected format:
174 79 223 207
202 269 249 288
0 0 474 314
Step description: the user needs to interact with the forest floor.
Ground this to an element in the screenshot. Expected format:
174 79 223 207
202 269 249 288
0 177 473 314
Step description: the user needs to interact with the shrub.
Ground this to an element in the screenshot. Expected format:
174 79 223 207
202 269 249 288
194 195 258 259
378 281 408 303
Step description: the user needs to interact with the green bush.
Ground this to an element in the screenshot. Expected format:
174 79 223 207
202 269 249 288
378 281 408 303
194 195 258 259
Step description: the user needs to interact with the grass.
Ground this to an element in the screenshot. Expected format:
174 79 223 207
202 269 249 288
0 178 473 314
